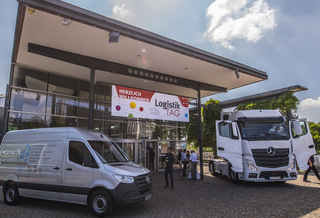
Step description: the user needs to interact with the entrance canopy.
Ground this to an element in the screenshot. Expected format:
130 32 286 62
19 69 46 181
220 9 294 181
13 0 267 99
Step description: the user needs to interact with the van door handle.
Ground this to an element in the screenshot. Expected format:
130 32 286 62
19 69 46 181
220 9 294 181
66 168 72 171
309 145 314 148
53 167 60 170
218 147 225 151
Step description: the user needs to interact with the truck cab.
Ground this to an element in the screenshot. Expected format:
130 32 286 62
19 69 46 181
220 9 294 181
209 110 316 183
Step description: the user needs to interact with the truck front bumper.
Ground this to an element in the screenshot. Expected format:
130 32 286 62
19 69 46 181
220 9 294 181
241 169 298 182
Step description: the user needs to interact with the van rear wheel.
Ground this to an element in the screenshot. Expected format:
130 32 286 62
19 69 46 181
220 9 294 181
4 183 20 205
89 189 114 217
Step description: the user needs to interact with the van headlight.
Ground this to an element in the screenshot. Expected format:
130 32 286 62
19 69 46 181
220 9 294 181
113 174 134 183
245 159 257 171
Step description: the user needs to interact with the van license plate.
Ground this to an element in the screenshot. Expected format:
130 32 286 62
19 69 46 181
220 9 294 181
269 176 281 180
145 193 152 201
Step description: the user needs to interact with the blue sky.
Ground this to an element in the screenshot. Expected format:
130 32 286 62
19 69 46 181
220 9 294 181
1 0 320 122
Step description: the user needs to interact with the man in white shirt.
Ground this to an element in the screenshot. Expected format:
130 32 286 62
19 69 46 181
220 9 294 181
190 150 198 180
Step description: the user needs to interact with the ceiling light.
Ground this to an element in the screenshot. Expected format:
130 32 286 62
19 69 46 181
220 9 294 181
28 8 35 14
235 68 239 79
109 29 120 43
62 18 71 26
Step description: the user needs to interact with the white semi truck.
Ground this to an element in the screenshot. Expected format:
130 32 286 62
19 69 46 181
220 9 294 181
209 110 316 183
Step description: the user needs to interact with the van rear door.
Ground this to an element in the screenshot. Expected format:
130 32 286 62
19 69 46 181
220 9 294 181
216 120 243 172
61 140 95 203
290 119 316 170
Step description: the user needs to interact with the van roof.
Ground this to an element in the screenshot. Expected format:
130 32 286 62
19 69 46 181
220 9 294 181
2 127 111 143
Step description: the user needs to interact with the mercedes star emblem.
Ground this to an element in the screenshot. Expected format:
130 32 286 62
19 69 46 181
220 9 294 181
267 147 276 156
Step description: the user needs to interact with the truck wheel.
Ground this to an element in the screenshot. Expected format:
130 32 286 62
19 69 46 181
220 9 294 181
209 161 219 176
229 165 239 184
89 189 114 217
4 183 21 205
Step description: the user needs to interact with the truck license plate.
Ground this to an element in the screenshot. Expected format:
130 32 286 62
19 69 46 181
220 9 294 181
145 193 152 201
269 176 281 180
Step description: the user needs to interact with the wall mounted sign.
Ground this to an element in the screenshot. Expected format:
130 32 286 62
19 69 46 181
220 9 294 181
111 85 189 122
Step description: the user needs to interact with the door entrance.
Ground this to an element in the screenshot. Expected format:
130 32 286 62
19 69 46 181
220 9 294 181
145 140 157 172
114 139 187 172
114 139 145 167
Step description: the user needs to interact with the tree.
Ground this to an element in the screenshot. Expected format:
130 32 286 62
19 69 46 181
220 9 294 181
202 99 221 155
309 122 320 154
237 92 299 121
186 113 199 147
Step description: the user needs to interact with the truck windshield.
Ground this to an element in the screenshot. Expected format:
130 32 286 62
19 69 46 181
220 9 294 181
88 141 131 163
238 121 290 141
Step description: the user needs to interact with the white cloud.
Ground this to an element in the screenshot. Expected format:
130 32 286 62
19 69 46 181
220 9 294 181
205 0 276 49
112 3 135 23
298 97 320 123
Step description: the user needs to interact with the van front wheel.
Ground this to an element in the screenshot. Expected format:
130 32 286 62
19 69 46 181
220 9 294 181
89 189 114 217
4 183 20 205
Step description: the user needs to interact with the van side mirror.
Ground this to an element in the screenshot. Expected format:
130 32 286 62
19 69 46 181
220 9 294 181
231 122 239 140
292 120 303 138
84 154 98 168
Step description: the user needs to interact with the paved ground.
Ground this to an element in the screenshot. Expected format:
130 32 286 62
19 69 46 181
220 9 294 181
1 166 320 217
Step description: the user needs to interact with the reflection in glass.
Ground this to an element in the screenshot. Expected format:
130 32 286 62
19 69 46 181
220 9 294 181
10 89 47 114
79 100 89 118
47 95 78 117
46 116 78 127
13 67 48 91
48 74 78 96
8 112 45 130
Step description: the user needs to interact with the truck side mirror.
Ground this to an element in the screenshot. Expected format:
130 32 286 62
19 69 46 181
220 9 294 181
232 122 239 140
292 120 303 138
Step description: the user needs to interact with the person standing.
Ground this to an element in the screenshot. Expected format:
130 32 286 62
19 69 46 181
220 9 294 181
186 150 191 170
164 147 175 190
303 155 320 182
178 150 182 170
181 149 187 177
149 148 155 171
190 150 198 180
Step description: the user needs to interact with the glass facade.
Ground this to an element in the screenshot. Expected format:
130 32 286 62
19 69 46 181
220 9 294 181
7 65 188 141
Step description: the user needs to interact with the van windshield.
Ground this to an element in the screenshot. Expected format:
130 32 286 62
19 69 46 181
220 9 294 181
238 121 290 141
88 141 131 163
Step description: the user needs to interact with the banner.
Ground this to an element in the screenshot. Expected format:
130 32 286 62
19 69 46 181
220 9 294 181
111 85 189 122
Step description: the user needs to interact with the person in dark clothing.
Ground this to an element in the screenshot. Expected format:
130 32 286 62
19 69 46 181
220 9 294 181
149 148 155 171
303 155 320 182
164 147 175 190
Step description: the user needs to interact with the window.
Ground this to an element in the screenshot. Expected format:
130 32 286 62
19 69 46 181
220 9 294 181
218 122 232 138
88 140 130 163
300 121 308 135
69 141 94 166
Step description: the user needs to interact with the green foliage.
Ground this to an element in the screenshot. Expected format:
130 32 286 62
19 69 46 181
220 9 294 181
237 92 299 120
186 99 221 153
309 122 320 154
186 114 199 147
203 99 221 154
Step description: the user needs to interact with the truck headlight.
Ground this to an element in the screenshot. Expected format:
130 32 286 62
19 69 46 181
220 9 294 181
245 159 257 171
288 158 296 170
113 174 134 183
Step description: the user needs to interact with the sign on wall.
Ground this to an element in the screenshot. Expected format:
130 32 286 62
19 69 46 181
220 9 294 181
111 85 189 122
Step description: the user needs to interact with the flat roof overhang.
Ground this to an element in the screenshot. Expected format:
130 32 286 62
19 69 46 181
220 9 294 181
13 0 268 99
219 85 308 108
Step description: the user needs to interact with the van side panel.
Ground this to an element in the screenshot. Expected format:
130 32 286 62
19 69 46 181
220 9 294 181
0 131 68 200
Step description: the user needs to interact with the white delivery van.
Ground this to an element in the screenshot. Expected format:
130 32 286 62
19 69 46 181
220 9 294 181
209 110 316 183
0 127 152 216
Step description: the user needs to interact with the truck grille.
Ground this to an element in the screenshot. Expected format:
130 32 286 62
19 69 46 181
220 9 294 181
252 148 289 168
135 174 152 189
